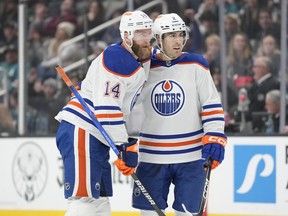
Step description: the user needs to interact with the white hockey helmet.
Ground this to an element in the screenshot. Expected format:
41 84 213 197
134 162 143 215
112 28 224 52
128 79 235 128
153 13 188 40
119 11 153 40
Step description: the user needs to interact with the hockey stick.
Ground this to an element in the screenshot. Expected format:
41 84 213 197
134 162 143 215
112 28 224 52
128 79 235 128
55 65 165 216
182 156 213 216
197 156 213 216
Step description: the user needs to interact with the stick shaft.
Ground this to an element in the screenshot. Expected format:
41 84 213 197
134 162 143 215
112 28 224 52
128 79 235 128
55 65 165 216
198 156 213 216
56 65 120 156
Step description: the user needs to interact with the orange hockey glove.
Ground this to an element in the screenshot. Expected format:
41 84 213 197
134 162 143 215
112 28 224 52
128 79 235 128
114 138 138 176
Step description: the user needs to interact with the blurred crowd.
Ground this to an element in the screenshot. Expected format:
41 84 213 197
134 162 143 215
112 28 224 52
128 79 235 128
0 0 287 136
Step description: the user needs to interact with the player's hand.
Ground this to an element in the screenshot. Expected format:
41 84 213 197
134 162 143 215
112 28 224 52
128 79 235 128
114 138 138 176
201 143 225 169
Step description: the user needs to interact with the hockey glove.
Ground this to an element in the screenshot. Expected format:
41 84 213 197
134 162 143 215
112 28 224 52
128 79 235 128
202 143 225 169
114 138 138 176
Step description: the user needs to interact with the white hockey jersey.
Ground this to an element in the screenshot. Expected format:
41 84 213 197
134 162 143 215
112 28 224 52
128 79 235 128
139 51 227 164
55 42 150 146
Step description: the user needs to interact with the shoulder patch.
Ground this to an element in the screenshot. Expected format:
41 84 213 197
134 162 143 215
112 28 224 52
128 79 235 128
103 43 141 76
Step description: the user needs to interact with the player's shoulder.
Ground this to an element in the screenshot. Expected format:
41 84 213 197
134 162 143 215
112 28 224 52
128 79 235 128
103 42 141 76
179 52 209 69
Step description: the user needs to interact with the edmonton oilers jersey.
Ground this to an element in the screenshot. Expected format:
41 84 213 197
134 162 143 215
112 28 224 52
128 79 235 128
55 42 151 146
138 52 226 164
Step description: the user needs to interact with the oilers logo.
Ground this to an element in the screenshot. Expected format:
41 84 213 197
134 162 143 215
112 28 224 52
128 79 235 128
151 80 185 116
130 82 146 111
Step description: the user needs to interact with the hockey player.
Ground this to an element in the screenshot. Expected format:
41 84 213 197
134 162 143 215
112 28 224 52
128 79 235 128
55 11 153 216
132 13 227 216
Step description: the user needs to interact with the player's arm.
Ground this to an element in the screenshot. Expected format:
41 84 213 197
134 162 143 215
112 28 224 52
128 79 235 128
195 55 227 169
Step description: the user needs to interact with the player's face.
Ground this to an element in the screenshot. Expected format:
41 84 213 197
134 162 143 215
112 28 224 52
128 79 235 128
162 31 185 59
132 29 152 59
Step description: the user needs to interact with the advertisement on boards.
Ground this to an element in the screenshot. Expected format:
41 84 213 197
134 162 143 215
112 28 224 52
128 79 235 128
0 137 287 215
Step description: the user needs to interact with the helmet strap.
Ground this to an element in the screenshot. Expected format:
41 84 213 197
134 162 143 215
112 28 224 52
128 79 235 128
156 33 188 61
156 36 174 61
123 33 140 59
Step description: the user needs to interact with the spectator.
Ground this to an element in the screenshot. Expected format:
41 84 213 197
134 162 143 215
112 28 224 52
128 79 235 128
0 1 18 25
77 0 105 40
266 0 281 23
29 78 64 134
27 23 46 68
100 10 122 45
0 21 18 61
265 89 288 133
203 34 221 75
256 35 280 78
43 0 77 37
198 11 219 43
0 103 15 134
38 21 82 81
186 0 202 13
247 56 280 132
8 88 38 134
183 8 203 53
212 71 238 115
0 45 19 93
195 0 219 22
28 1 49 37
27 68 45 98
254 8 280 51
90 40 107 58
224 13 240 48
225 0 239 14
239 0 260 40
226 33 253 91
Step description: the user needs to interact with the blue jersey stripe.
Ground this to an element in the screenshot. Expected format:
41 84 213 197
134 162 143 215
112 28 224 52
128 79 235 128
64 108 124 126
139 145 202 155
71 97 94 107
94 106 121 111
202 104 223 109
202 117 225 124
140 129 203 139
64 108 95 126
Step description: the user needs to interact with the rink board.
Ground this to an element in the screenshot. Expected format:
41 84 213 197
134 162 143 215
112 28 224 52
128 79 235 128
0 137 287 216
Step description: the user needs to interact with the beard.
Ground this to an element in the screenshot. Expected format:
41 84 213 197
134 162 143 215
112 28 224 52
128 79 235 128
131 41 150 59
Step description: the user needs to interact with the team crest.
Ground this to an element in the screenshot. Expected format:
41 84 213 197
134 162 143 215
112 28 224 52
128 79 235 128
151 80 185 116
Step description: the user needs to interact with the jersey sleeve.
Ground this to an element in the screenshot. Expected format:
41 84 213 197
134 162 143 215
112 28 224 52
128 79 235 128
80 44 145 145
191 54 227 146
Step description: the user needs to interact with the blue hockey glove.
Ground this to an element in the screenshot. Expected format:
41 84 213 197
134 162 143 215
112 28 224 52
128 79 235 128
202 143 225 169
114 138 138 176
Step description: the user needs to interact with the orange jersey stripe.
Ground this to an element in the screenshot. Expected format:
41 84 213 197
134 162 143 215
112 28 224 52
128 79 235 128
151 60 209 70
201 110 224 116
68 101 124 118
178 61 209 70
140 137 202 147
76 128 88 197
